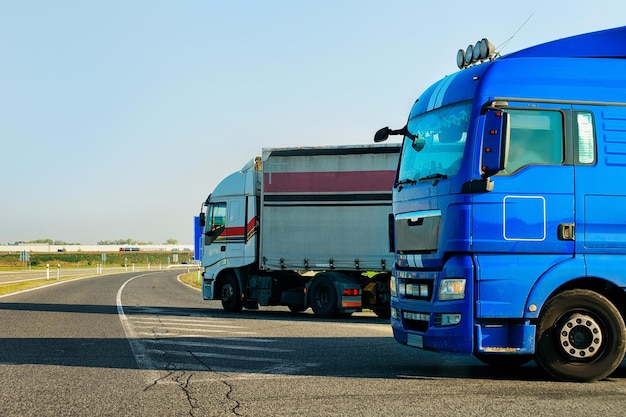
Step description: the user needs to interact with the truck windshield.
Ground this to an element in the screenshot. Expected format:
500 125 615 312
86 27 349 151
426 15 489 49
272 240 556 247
398 101 471 184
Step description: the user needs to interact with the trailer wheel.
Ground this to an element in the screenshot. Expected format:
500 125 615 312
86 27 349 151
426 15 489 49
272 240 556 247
535 289 626 382
310 276 337 318
221 273 243 312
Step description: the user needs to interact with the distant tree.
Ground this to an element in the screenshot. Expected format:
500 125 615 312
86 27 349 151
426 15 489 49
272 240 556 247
29 238 53 244
165 238 178 245
23 238 80 245
98 238 136 245
97 238 154 245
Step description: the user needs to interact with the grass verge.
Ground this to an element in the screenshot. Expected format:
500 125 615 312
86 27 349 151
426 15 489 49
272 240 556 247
179 271 201 290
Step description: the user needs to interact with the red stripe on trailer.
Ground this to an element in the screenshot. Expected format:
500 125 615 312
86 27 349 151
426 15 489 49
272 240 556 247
264 170 395 193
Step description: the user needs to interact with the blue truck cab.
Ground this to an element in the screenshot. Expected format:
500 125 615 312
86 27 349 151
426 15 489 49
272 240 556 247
376 26 626 382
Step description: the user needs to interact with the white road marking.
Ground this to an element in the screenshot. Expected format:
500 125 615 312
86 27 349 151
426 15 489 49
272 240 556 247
116 273 306 377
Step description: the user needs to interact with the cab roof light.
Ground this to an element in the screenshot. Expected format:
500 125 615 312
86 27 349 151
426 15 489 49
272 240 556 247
457 38 496 69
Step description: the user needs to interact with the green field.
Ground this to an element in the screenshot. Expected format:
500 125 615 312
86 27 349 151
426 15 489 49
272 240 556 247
0 251 194 270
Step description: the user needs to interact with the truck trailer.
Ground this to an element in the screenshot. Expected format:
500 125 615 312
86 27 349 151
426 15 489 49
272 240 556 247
375 26 626 382
198 144 400 318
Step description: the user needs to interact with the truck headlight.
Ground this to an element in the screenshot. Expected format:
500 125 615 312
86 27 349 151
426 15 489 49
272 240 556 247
390 275 397 297
438 279 466 301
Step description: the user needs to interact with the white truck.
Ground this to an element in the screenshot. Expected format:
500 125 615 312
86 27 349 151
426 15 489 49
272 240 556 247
198 144 400 317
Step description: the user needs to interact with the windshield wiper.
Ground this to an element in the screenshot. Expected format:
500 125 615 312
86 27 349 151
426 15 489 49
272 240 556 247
397 173 448 190
396 178 417 191
418 173 448 183
397 178 417 186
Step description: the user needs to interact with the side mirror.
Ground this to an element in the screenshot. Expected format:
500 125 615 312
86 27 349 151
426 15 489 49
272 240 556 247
481 109 508 177
374 125 418 143
374 127 391 143
199 212 206 227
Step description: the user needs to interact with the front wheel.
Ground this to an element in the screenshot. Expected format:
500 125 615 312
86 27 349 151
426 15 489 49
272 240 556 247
535 289 626 382
221 273 243 312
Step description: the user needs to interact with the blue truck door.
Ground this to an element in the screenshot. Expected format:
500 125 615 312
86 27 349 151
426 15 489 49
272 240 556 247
574 106 626 262
473 104 575 318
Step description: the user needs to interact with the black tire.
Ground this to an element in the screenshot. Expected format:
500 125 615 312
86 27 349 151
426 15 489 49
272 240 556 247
309 276 338 318
535 289 626 382
221 273 243 312
474 353 533 368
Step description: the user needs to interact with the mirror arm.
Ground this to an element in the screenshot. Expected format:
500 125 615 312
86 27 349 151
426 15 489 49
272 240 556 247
374 125 417 142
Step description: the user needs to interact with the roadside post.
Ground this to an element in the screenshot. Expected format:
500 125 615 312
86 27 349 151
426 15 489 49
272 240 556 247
20 251 30 269
46 263 50 280
57 264 60 280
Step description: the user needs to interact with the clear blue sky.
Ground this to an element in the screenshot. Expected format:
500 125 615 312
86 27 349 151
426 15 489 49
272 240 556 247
1 1 623 244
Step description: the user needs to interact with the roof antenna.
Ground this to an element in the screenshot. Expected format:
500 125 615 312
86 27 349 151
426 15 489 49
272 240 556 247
496 13 534 56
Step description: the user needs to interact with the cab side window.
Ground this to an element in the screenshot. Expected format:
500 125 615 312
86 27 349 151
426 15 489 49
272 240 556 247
209 203 227 231
575 112 595 164
503 110 564 174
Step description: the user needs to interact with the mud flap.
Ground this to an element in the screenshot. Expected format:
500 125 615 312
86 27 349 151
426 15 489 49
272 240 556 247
203 277 215 300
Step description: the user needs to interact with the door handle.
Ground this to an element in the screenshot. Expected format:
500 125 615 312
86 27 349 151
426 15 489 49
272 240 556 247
558 223 575 241
220 245 226 252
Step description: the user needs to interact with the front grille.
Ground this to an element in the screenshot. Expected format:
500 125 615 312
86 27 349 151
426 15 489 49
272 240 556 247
402 311 430 332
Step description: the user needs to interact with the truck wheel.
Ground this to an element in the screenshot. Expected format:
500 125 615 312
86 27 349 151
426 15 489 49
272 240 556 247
221 273 243 312
535 289 626 382
310 276 337 318
474 353 533 368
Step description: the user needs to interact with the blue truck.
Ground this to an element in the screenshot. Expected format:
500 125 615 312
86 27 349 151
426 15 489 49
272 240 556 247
375 26 626 382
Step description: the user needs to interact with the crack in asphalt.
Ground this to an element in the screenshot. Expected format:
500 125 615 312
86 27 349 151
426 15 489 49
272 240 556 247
189 350 243 416
143 357 203 417
118 275 243 416
133 319 205 416
160 352 202 416
142 349 242 417
172 371 198 417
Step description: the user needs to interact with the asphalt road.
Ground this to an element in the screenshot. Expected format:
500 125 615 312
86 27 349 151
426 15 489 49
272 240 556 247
0 270 625 416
